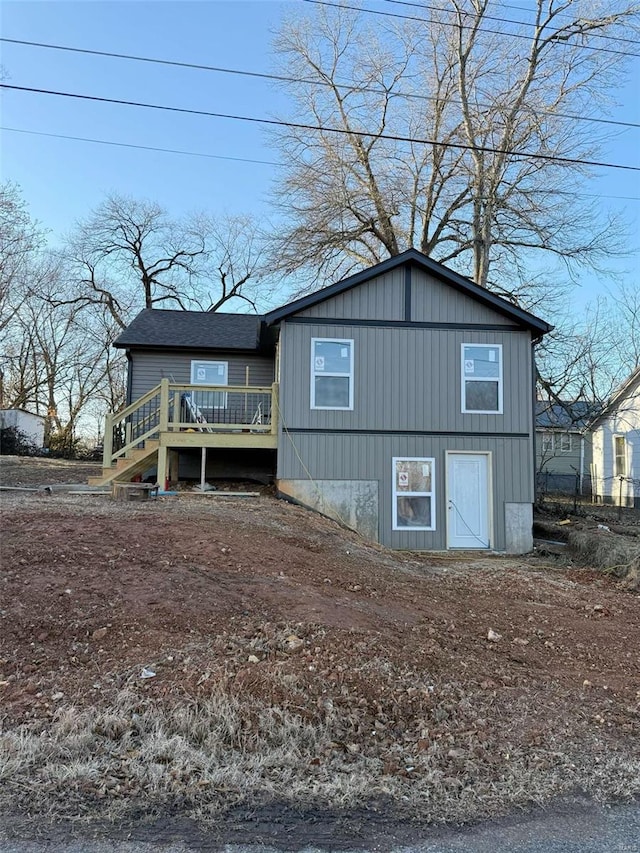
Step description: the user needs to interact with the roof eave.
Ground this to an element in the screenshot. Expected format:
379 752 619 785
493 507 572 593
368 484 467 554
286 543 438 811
264 250 552 336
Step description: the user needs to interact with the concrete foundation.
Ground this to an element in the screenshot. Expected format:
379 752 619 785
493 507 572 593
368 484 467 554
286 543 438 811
504 502 533 554
278 478 379 541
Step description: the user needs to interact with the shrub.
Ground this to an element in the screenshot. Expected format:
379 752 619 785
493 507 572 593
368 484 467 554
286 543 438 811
0 425 38 456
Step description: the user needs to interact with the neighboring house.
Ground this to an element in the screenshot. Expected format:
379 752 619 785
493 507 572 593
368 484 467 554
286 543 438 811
94 249 552 553
589 366 640 508
535 401 594 496
0 408 45 449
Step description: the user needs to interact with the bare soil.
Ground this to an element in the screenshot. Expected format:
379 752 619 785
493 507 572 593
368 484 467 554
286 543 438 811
1 456 639 841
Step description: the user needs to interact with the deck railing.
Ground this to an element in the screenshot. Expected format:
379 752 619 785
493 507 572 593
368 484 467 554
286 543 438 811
103 378 278 469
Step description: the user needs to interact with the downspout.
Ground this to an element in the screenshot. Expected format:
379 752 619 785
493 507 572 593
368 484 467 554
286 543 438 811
126 350 133 406
531 338 537 504
579 433 585 495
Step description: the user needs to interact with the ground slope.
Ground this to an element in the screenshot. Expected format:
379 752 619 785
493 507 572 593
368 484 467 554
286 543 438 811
0 457 639 834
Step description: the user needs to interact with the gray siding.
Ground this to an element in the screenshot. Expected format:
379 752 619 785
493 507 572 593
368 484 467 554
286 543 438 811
277 433 533 550
279 323 533 434
297 265 516 326
129 348 275 402
535 430 593 495
411 268 515 325
298 268 405 320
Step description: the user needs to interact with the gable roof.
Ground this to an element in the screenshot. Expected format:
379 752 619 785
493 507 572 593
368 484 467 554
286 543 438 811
588 365 640 429
535 400 598 431
113 309 265 351
264 249 553 337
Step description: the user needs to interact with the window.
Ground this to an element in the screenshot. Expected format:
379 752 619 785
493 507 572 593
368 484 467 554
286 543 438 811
559 433 574 452
614 436 627 477
461 344 503 414
190 360 228 408
392 457 435 531
311 338 354 410
541 431 554 452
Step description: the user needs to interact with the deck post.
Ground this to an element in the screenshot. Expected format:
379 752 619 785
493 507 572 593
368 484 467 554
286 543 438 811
159 378 170 432
271 383 279 435
169 449 180 484
157 444 168 491
103 414 113 468
171 389 181 428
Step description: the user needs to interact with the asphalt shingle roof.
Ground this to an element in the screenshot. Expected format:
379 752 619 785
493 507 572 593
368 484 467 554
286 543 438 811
114 309 264 351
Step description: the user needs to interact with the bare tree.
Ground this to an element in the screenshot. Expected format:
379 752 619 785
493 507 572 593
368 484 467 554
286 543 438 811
270 1 636 298
62 194 273 329
1 253 119 448
0 182 44 332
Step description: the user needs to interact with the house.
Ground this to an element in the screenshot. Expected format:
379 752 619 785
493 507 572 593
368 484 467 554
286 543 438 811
0 408 45 449
589 366 640 507
535 401 594 496
94 249 552 553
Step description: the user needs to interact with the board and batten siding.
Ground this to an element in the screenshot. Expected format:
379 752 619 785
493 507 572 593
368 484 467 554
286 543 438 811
277 432 532 550
128 348 275 402
298 267 405 321
279 322 533 434
410 268 516 325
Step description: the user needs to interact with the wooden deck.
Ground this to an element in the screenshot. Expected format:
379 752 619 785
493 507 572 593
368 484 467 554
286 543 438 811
92 379 278 486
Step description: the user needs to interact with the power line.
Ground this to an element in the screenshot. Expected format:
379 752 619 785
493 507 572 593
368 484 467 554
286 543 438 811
2 38 640 130
303 0 640 59
0 126 280 166
3 82 639 172
4 124 638 201
383 0 640 47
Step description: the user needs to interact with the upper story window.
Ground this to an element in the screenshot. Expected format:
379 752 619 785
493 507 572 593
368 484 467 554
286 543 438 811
559 432 574 452
614 435 627 477
541 431 576 453
311 338 354 410
541 431 554 452
461 344 503 414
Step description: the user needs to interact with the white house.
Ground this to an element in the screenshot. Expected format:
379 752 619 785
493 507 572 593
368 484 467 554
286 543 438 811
589 367 640 508
0 408 46 449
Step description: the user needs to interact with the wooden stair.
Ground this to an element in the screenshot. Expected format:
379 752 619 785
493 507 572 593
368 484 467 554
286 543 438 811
88 440 159 487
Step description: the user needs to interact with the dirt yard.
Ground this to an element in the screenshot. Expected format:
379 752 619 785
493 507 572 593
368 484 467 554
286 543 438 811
1 456 639 841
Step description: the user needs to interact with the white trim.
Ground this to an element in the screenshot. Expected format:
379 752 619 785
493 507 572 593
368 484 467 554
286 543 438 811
392 456 436 531
461 343 503 414
613 434 627 477
310 338 354 410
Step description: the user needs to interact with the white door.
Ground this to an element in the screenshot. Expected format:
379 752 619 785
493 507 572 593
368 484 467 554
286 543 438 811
446 453 490 549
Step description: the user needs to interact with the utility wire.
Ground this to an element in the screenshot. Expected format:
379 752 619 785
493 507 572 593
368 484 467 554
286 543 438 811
4 125 639 201
2 37 639 130
3 82 639 172
303 0 640 59
0 126 280 166
382 0 640 46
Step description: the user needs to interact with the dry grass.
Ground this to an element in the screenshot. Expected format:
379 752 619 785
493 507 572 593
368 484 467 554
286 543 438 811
567 530 640 589
2 685 639 827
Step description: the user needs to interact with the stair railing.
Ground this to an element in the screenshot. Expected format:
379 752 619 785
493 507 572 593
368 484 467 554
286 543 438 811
102 379 279 469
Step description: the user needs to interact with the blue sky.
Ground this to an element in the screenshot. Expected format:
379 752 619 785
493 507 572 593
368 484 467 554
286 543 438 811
1 0 639 313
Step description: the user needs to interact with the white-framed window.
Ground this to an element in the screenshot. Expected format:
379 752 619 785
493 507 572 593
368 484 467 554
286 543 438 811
614 435 627 477
190 360 228 408
461 344 503 414
311 338 354 410
392 457 435 531
541 431 554 452
559 432 574 452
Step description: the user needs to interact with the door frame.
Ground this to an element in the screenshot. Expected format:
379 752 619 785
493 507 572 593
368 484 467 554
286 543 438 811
445 450 494 550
